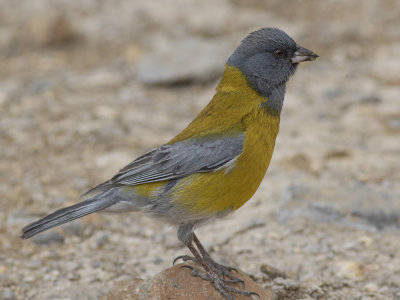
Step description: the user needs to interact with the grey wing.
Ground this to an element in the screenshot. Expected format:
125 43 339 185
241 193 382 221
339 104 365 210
83 133 245 196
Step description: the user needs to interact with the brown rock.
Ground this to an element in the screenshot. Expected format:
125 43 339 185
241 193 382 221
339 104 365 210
103 262 273 300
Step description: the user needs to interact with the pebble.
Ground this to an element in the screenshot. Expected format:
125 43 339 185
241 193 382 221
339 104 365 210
363 283 378 293
267 231 282 240
24 275 36 283
343 241 360 251
269 278 302 299
272 277 300 290
302 244 321 254
26 259 42 269
33 231 64 245
335 261 365 280
153 256 163 265
96 233 109 247
308 285 324 298
43 270 60 282
62 221 84 237
68 273 81 281
358 236 373 247
260 264 287 280
2 289 15 300
389 118 400 130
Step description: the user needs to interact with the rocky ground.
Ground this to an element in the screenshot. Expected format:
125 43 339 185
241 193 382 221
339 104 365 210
1 0 399 299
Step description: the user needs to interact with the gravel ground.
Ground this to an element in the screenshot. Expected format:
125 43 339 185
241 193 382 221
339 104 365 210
1 0 400 299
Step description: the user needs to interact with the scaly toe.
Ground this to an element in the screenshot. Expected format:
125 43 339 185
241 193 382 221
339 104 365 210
205 260 245 288
203 257 239 274
221 276 245 289
180 264 210 280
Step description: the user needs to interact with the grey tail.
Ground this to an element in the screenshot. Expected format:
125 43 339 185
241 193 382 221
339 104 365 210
21 197 115 239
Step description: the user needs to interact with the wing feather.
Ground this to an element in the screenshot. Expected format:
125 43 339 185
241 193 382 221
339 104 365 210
83 133 244 196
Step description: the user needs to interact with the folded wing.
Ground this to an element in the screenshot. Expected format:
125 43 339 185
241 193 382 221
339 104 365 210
84 133 245 196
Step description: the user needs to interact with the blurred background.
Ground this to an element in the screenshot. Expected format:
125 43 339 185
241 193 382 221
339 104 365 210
1 0 399 299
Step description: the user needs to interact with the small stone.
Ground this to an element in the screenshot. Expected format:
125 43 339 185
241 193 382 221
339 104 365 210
62 221 84 237
324 149 351 160
335 261 365 280
358 95 381 104
33 231 64 245
68 273 81 281
308 284 324 298
343 242 359 251
267 231 282 240
43 270 60 282
363 283 378 293
269 278 303 299
358 236 373 247
153 256 163 265
260 264 287 280
97 233 109 247
292 247 303 254
0 265 6 274
302 244 321 254
2 289 15 300
272 277 300 290
283 153 312 171
24 275 36 283
26 259 42 269
91 260 103 269
389 118 400 130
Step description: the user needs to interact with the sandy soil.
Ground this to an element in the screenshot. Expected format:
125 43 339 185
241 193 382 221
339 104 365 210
1 0 399 299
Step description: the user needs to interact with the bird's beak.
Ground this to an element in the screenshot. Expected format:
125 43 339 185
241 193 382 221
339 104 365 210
291 45 319 64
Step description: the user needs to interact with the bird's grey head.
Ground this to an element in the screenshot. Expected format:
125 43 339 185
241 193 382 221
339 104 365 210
227 28 318 104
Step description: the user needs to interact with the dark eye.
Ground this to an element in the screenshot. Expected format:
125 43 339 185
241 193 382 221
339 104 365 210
274 49 284 58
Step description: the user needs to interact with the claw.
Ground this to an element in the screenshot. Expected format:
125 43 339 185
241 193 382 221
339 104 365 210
221 277 245 289
250 291 261 299
173 255 186 265
180 264 208 279
179 264 196 271
173 256 183 265
227 266 238 273
179 264 198 275
173 255 197 265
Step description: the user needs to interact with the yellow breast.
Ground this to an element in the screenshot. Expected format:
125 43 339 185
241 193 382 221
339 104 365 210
169 66 281 215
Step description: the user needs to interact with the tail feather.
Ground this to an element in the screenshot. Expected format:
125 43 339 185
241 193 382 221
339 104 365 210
21 197 115 239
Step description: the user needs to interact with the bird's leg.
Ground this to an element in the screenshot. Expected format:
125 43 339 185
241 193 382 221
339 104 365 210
192 233 244 286
176 224 258 299
173 223 203 265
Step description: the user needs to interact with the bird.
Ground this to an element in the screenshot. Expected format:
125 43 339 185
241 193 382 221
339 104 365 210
21 27 318 299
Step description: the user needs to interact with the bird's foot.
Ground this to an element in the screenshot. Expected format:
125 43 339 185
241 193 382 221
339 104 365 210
174 254 244 287
202 255 243 285
181 264 259 300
